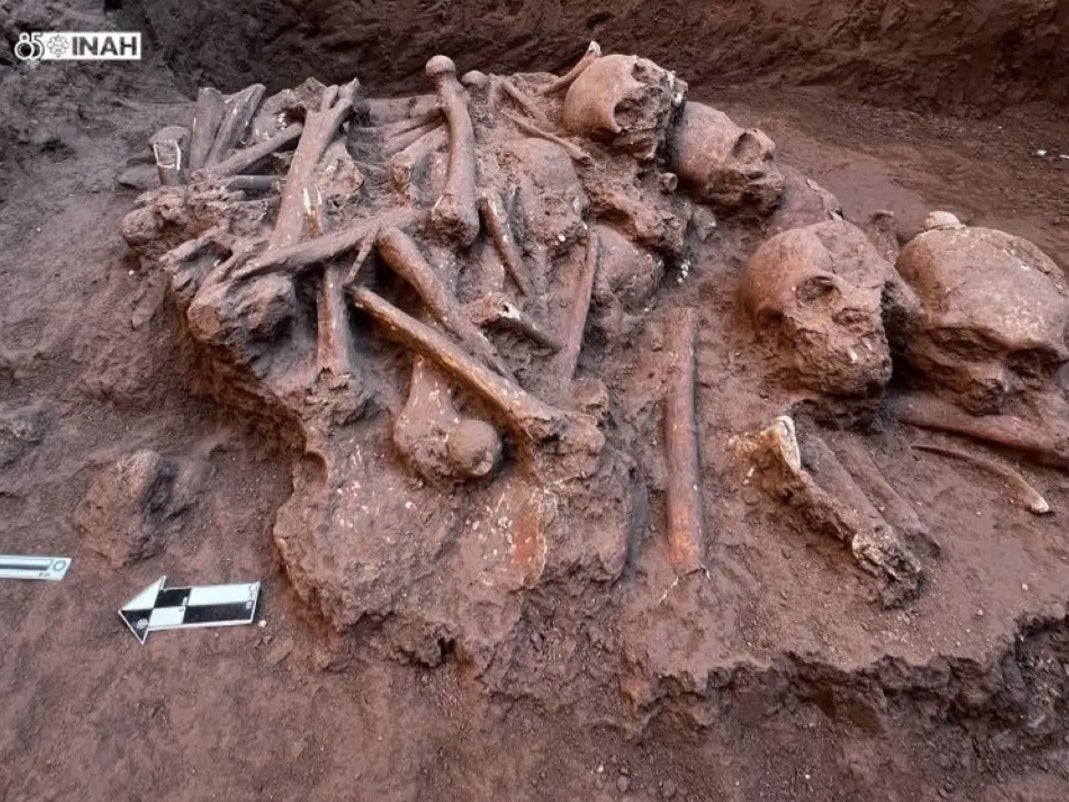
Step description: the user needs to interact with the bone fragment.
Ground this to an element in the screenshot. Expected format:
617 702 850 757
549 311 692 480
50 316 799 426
501 110 592 164
349 111 442 142
205 123 303 178
425 56 480 246
351 288 584 446
733 416 924 606
890 395 1069 470
550 231 600 382
492 77 552 127
540 41 602 96
363 95 439 125
376 227 511 377
913 443 1051 515
466 292 562 351
206 84 266 166
478 191 531 296
830 438 929 540
219 175 280 193
380 120 445 157
188 87 226 170
663 308 704 574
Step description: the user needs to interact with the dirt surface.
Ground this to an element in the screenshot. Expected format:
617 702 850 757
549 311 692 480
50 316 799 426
137 0 1069 111
3 2 1069 801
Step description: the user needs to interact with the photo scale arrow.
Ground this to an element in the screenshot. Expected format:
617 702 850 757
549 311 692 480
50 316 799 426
119 576 261 644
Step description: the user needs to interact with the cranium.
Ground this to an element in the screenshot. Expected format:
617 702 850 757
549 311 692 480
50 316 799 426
741 220 916 398
896 220 1069 415
561 54 682 159
669 102 785 215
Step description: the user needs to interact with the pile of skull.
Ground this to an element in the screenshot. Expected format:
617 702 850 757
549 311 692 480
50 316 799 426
122 44 1069 610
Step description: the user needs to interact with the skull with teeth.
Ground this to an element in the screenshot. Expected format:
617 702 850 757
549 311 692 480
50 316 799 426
741 219 918 401
895 215 1069 416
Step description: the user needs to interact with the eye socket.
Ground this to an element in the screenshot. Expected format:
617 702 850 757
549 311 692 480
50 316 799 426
1006 347 1060 380
733 131 768 163
795 275 841 304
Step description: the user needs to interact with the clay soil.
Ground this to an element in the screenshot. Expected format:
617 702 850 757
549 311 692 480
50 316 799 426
3 2 1069 801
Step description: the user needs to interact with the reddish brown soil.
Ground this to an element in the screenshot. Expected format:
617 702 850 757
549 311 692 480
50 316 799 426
3 2 1069 801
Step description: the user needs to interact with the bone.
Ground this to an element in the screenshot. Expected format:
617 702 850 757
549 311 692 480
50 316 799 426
350 110 442 142
465 292 562 351
478 191 532 296
376 227 511 377
828 437 929 541
380 120 445 158
501 110 592 164
540 41 602 96
733 416 924 607
270 79 360 252
913 442 1051 515
235 209 420 281
890 395 1069 470
351 287 578 445
425 55 480 246
394 355 502 481
218 174 280 193
663 308 704 574
188 87 226 170
492 77 552 127
363 95 439 126
206 84 267 166
149 126 189 187
205 123 303 178
550 231 600 383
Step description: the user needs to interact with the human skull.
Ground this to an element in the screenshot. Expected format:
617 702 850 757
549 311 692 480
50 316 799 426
668 102 785 215
741 220 917 398
896 222 1069 415
561 54 682 160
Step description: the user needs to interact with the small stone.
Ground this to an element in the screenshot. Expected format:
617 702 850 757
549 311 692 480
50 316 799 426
265 637 295 666
616 776 630 793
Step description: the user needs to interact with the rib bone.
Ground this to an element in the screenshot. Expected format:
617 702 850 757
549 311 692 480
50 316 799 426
501 110 592 164
914 443 1051 515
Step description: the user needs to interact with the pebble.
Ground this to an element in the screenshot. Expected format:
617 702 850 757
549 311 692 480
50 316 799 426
616 776 630 793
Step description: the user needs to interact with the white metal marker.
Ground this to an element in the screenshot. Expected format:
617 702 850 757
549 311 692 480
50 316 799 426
0 555 71 581
119 576 261 644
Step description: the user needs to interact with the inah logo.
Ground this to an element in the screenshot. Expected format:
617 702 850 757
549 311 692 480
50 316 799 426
14 31 142 62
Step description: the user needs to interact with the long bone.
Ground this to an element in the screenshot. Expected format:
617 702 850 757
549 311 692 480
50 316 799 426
663 308 704 574
889 395 1069 470
425 55 480 246
379 120 445 158
376 227 511 377
478 191 532 296
351 287 594 449
204 123 304 178
550 231 600 383
733 416 924 607
205 84 266 166
302 184 355 380
540 41 602 96
188 87 225 170
270 79 360 251
234 209 420 281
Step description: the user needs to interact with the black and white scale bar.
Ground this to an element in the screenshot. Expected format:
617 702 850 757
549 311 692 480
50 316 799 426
0 555 71 581
119 576 261 644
